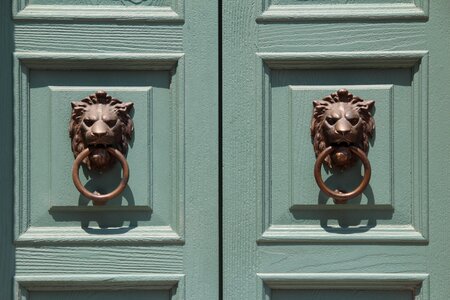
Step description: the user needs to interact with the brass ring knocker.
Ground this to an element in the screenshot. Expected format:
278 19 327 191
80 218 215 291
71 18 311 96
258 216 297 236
314 146 371 204
72 147 130 205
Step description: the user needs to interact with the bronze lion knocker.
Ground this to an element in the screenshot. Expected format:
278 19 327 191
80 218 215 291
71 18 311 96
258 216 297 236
69 91 134 205
311 89 375 204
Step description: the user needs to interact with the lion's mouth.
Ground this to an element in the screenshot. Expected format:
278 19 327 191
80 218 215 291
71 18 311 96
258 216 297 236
330 141 354 148
88 143 114 149
88 144 115 159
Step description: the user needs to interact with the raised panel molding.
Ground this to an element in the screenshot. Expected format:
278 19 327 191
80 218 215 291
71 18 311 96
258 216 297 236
256 51 429 244
258 0 428 21
13 0 184 22
257 51 428 69
15 226 182 246
14 52 185 245
15 274 185 299
258 273 429 300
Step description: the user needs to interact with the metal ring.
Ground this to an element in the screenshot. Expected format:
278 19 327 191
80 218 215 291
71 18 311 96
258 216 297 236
72 147 129 204
313 146 371 203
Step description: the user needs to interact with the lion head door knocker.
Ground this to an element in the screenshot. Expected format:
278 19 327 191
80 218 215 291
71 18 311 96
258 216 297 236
69 90 134 205
311 89 375 204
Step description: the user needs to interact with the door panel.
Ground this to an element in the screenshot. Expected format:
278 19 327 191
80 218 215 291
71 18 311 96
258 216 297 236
261 63 427 242
19 66 182 240
259 0 427 20
16 274 182 299
14 0 183 21
2 0 218 299
30 291 169 300
271 290 412 300
223 1 450 300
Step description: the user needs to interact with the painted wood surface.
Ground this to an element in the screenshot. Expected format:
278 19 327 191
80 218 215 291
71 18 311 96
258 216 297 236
223 1 450 299
3 1 450 299
2 0 218 299
0 1 15 300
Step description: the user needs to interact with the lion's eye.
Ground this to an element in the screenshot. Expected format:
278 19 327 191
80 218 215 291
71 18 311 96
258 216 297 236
83 119 95 127
105 119 117 128
326 117 338 125
348 117 359 126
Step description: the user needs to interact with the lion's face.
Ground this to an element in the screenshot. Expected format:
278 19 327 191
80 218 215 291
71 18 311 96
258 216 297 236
321 102 365 148
80 104 123 147
311 89 374 169
69 91 133 171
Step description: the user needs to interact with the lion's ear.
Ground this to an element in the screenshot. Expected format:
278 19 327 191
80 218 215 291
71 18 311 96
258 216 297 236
71 101 85 109
71 101 87 119
356 100 375 112
116 102 134 114
313 100 328 108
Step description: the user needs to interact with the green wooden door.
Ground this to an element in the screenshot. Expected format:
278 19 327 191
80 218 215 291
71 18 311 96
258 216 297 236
0 0 218 299
223 1 450 299
2 1 450 299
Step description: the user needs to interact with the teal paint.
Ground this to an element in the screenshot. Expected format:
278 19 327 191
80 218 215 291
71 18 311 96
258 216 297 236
6 0 218 299
0 0 15 299
2 0 450 299
223 1 450 299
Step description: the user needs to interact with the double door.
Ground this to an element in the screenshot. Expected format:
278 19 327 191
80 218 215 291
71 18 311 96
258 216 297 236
1 0 449 299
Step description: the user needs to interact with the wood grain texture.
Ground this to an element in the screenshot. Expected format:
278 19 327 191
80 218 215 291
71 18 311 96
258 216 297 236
258 23 426 52
259 245 427 273
182 0 219 299
0 0 15 299
222 1 258 300
15 24 183 53
16 247 183 274
424 1 450 298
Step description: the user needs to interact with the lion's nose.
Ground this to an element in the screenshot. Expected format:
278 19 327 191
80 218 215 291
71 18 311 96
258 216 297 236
92 122 108 137
93 130 107 137
335 119 352 135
